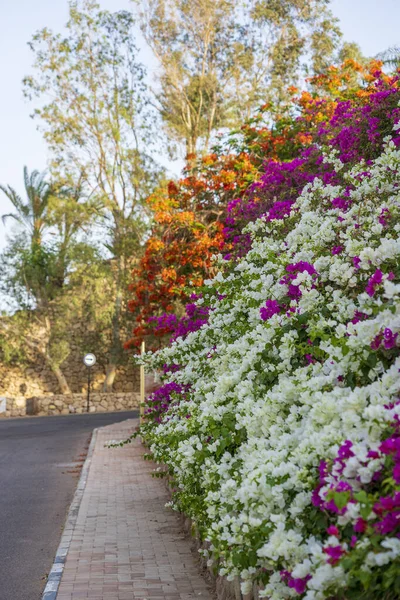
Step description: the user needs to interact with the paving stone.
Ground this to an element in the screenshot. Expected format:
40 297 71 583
56 419 213 600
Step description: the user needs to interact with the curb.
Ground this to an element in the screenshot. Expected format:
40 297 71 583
41 427 99 600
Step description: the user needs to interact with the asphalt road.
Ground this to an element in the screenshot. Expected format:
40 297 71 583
0 410 138 600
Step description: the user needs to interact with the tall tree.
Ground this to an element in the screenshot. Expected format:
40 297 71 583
23 0 163 390
0 168 97 393
139 0 342 155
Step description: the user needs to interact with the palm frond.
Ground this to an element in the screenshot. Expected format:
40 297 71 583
376 46 400 68
1 213 22 226
0 166 51 238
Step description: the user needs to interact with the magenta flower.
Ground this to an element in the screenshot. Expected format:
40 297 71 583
393 464 400 485
383 328 398 350
379 436 400 456
266 200 294 221
332 197 351 211
337 440 355 461
365 269 383 297
319 460 329 483
287 284 302 300
260 299 281 321
378 208 391 227
371 333 383 350
311 486 323 508
286 261 317 276
323 545 345 565
374 513 400 535
352 256 361 270
279 262 318 301
280 571 311 595
354 518 368 533
351 310 368 324
327 525 340 536
331 246 343 255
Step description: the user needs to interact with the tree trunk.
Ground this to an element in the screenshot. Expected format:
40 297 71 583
51 363 72 395
26 318 72 395
103 362 118 392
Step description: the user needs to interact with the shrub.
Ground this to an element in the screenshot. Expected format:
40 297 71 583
139 133 400 599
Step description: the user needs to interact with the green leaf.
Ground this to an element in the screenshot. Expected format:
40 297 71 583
353 491 369 503
360 504 372 519
333 491 350 510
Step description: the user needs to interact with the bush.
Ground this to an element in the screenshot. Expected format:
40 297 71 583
139 133 400 599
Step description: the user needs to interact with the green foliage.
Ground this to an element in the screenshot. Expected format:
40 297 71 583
0 166 52 250
139 0 343 154
23 0 165 388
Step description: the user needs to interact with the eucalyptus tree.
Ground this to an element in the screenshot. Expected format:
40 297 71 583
24 0 163 390
138 0 342 155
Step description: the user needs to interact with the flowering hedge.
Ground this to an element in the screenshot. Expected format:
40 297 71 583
139 131 400 598
127 62 400 351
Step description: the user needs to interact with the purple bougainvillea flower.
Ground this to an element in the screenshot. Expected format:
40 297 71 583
266 200 294 221
278 262 319 301
260 299 281 321
371 333 383 351
337 441 355 461
319 460 329 483
287 284 302 300
286 261 318 276
352 256 361 270
351 310 368 324
305 354 315 365
332 197 351 211
383 328 398 350
311 485 323 507
327 525 340 536
331 246 343 255
323 545 345 565
379 436 400 456
379 208 391 227
393 463 400 485
354 518 368 533
280 571 311 595
374 513 400 535
366 269 383 297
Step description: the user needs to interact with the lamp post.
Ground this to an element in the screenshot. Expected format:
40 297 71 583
140 341 145 426
83 353 96 413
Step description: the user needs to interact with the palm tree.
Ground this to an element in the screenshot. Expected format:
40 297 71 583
0 167 52 250
376 46 400 70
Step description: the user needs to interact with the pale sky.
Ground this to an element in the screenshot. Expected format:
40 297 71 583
0 0 399 250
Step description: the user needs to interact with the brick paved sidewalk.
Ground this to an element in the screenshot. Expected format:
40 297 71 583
55 419 213 600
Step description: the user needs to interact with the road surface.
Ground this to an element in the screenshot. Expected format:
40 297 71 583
0 410 138 600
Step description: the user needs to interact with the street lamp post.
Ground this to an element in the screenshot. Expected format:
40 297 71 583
83 353 97 413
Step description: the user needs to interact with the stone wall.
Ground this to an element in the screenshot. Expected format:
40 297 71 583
0 392 140 418
0 354 140 398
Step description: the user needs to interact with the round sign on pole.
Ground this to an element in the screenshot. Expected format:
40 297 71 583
83 353 96 367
